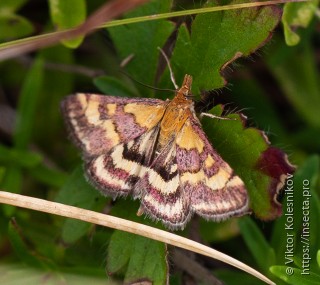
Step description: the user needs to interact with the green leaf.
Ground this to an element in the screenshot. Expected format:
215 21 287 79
1 167 22 215
290 127 320 154
267 41 320 128
270 266 320 285
106 230 133 273
0 144 42 168
94 76 139 97
29 165 68 188
36 45 74 150
0 14 33 41
0 143 66 189
317 250 320 268
0 263 118 285
0 0 33 41
0 0 27 11
238 217 276 272
107 231 168 285
13 56 44 150
227 79 287 140
106 200 168 283
168 0 281 92
282 0 319 46
214 269 266 285
55 166 105 243
199 218 241 243
108 0 174 96
0 167 5 183
293 156 320 269
8 220 48 269
48 0 86 48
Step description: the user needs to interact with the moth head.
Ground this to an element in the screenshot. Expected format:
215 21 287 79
179 74 193 98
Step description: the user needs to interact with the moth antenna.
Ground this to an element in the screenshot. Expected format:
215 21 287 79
119 70 176 93
157 47 179 90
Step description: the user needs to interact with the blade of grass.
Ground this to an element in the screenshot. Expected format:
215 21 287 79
13 56 44 150
0 0 307 61
0 0 150 61
103 0 308 28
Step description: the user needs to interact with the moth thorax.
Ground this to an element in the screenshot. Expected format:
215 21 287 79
159 105 188 147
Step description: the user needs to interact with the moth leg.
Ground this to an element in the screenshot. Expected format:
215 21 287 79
120 53 135 68
199 112 236 121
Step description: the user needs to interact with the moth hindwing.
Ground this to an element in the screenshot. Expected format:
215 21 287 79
61 74 249 230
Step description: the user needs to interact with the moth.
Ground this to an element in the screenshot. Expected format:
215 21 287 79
61 74 249 230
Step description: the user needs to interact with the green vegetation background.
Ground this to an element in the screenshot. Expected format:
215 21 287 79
0 0 319 284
